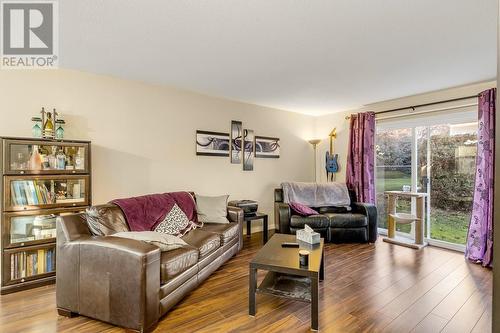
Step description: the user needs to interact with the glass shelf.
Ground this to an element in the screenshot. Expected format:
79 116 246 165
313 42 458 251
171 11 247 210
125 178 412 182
3 139 89 175
4 175 90 211
4 244 56 284
3 208 84 248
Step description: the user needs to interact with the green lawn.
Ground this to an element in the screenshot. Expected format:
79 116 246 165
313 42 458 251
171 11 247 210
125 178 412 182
430 210 469 244
376 173 469 245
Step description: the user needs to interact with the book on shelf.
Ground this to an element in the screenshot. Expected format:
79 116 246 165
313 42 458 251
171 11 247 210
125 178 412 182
34 183 42 204
12 236 36 243
23 181 34 205
28 181 38 205
26 254 32 277
10 183 18 206
10 180 57 206
11 181 26 206
15 181 27 205
37 249 44 275
39 229 56 239
55 198 84 204
46 249 52 272
20 252 26 278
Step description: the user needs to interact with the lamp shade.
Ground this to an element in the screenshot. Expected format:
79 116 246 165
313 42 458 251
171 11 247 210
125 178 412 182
308 139 321 146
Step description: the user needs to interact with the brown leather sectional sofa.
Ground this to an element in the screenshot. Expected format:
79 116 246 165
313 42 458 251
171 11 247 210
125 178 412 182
56 202 244 332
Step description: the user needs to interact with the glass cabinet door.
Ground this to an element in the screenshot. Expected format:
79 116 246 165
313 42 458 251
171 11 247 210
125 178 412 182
3 139 89 175
4 175 90 211
3 208 83 248
3 244 56 285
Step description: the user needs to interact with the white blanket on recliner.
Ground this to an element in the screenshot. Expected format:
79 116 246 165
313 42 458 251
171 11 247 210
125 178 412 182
281 182 351 207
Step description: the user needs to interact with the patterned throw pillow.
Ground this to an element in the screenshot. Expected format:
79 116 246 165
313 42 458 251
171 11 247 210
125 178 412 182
154 204 191 236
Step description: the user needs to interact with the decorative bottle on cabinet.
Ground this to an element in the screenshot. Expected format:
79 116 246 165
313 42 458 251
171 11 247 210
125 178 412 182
29 145 43 170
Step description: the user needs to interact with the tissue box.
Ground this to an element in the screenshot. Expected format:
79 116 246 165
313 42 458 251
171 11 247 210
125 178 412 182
296 228 320 245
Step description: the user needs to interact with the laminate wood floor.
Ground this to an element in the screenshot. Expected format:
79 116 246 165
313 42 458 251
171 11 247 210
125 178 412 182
0 231 492 333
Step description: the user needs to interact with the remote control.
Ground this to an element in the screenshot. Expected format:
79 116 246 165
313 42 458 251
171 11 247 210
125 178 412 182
281 242 299 248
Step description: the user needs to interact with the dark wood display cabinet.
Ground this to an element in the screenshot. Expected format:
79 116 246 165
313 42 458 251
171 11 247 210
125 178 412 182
0 137 91 294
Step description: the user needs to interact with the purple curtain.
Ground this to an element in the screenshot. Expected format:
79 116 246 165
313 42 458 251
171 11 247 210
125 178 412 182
346 112 376 203
465 88 496 267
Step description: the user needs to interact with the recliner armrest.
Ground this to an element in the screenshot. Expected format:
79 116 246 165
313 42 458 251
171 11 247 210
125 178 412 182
56 224 161 332
227 206 244 250
274 202 292 234
352 202 378 243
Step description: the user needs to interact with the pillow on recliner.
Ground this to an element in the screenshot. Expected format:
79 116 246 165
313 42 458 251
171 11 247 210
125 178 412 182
289 202 318 216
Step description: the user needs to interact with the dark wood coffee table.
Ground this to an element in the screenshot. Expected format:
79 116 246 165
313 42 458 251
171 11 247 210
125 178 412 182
249 233 324 331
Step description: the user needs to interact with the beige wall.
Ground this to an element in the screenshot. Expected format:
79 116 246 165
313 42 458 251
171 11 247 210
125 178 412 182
314 80 496 184
0 69 316 233
0 69 494 233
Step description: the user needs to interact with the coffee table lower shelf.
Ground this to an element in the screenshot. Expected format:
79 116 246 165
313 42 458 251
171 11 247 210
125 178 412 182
256 271 311 303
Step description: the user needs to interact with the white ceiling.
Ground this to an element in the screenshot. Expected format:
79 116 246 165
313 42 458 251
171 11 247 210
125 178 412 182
60 0 497 116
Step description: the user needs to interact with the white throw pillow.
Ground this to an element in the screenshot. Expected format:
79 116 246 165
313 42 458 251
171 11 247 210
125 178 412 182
111 231 188 252
196 194 229 224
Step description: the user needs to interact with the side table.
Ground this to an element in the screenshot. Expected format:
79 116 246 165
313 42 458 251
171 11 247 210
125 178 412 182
244 212 268 244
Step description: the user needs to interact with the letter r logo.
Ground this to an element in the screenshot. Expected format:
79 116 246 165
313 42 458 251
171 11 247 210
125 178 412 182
2 2 54 55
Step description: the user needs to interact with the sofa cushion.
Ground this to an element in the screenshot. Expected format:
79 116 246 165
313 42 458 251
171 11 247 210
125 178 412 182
329 227 368 243
182 229 221 259
326 213 368 228
317 206 351 214
202 223 239 245
85 204 130 236
290 215 330 229
160 246 198 284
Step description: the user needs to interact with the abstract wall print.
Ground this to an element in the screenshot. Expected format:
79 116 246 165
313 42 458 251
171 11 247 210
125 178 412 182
255 136 280 158
196 130 230 156
230 120 242 164
243 129 254 171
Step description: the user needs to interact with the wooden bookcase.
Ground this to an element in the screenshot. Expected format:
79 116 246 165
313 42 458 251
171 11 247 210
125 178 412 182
0 137 91 294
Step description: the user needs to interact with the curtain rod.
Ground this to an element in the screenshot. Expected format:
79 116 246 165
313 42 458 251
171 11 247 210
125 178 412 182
345 94 479 120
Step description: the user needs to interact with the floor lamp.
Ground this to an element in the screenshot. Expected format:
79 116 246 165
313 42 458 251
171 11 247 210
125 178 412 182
308 139 321 182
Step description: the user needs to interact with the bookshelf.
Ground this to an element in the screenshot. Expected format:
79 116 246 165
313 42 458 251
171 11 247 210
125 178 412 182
0 137 91 294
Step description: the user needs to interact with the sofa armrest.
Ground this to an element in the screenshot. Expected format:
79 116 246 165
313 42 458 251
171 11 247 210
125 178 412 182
57 216 161 332
352 202 378 243
274 202 292 234
227 206 244 250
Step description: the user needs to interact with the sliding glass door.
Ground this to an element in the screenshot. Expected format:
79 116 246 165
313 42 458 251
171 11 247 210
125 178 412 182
375 106 478 250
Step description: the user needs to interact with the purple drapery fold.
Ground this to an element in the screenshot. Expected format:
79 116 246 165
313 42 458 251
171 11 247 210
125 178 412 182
346 112 376 204
465 88 496 267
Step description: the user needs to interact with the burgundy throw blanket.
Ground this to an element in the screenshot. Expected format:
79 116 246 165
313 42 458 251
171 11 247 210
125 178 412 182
111 192 199 232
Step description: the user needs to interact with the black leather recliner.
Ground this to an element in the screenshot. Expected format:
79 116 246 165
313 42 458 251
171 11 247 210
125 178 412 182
274 188 378 243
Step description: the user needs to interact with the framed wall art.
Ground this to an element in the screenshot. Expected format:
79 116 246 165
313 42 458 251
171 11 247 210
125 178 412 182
196 130 230 157
255 136 280 158
230 120 242 164
243 129 254 171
